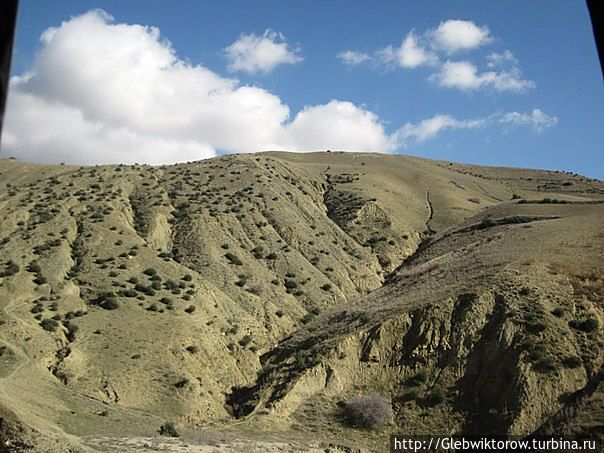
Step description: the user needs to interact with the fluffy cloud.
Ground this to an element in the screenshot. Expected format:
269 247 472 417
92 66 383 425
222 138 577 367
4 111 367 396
497 108 558 132
225 29 302 74
2 10 392 164
337 20 534 93
379 31 438 68
1 10 556 165
428 20 492 54
431 60 535 92
283 101 395 151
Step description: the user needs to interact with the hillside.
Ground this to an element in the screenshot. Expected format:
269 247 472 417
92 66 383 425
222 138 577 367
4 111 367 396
0 151 602 451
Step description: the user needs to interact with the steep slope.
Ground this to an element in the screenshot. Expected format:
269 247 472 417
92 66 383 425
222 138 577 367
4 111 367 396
0 152 602 451
228 200 603 451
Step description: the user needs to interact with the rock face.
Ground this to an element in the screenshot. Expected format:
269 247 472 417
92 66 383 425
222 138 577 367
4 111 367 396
0 151 602 451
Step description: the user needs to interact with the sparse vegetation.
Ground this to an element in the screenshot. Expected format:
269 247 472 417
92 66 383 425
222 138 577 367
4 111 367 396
0 150 602 449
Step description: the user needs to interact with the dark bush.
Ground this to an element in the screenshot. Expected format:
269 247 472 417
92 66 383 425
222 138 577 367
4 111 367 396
407 369 429 386
562 356 583 369
526 320 547 335
551 307 565 318
0 261 19 277
284 279 298 290
100 298 119 310
533 356 557 373
184 305 196 314
238 335 252 347
33 275 47 285
423 386 446 406
40 318 59 332
26 262 42 273
569 317 599 333
224 252 242 265
159 421 179 437
343 395 391 429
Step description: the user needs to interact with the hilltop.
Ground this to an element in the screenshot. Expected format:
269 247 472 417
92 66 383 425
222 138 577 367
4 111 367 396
0 151 602 451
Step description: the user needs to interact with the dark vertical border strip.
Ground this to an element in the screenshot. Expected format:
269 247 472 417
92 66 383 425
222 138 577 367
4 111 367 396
587 0 604 77
0 0 19 147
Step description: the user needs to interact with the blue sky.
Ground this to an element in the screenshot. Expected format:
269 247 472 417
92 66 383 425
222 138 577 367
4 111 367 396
4 0 603 178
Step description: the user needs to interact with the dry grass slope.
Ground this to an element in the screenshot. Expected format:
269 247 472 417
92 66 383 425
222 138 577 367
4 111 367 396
0 152 602 451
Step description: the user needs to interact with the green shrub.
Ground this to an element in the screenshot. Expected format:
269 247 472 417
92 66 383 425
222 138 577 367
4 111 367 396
551 307 565 318
26 262 41 273
40 318 59 332
159 421 179 437
224 252 242 265
186 345 198 354
33 275 47 285
569 317 599 333
424 386 446 406
526 320 547 335
184 305 196 314
408 369 429 386
251 246 264 259
321 283 332 291
284 279 298 290
238 335 252 347
134 284 155 296
100 298 119 310
0 261 19 277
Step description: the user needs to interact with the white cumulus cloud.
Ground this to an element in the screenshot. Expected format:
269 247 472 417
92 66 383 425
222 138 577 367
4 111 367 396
284 100 395 151
225 29 302 74
428 19 492 54
337 19 535 94
0 10 556 165
1 10 394 164
431 60 535 92
378 31 438 68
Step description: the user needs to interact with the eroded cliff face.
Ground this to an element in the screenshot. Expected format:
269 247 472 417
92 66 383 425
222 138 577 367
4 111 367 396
228 202 603 446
